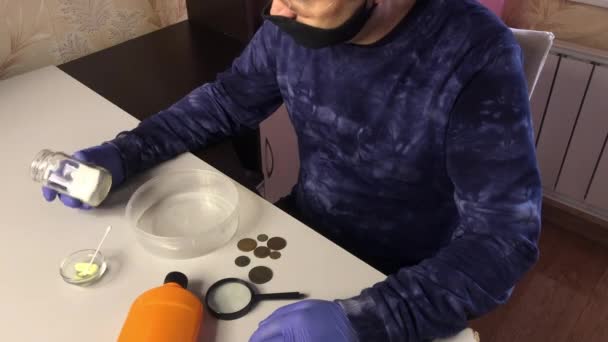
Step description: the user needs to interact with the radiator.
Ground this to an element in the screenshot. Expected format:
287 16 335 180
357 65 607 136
532 40 608 221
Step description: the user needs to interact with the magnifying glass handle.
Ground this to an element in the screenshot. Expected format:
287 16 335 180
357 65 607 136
256 292 306 301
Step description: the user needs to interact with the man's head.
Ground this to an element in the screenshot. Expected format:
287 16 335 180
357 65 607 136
269 0 374 30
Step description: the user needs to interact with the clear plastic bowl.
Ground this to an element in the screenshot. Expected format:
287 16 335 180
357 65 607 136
126 170 239 259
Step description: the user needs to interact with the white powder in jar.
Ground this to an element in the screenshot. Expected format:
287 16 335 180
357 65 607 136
48 162 111 206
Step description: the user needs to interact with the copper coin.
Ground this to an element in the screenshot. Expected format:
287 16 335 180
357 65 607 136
270 251 281 260
257 234 269 242
237 238 257 252
235 256 251 267
249 266 273 284
267 237 287 250
254 246 271 258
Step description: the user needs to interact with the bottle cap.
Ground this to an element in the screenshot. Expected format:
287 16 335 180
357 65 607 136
164 271 188 288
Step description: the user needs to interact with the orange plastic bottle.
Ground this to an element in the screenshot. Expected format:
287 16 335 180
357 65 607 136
118 272 204 342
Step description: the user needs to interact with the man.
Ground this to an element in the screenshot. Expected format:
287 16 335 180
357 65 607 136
43 0 542 341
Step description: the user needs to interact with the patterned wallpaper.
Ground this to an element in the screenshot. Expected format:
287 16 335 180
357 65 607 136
505 0 608 51
0 0 187 80
3 0 607 80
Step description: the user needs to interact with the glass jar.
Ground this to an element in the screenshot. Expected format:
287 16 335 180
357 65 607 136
31 149 112 206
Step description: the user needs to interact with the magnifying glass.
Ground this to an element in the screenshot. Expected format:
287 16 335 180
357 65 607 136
205 278 306 320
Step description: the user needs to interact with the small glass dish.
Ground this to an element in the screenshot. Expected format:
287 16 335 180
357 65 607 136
59 249 107 286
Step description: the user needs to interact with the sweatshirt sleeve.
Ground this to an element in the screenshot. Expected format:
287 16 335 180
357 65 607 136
337 43 542 341
109 22 283 178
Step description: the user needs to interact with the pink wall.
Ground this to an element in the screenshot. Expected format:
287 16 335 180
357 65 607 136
478 0 505 17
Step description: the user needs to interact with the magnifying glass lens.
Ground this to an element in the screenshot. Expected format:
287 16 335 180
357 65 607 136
207 281 253 315
206 278 305 320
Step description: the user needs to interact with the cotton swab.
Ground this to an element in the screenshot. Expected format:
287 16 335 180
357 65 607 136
84 225 112 275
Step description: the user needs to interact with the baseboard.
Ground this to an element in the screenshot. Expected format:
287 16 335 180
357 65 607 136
542 196 608 246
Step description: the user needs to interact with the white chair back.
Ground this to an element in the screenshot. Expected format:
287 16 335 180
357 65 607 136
511 28 555 98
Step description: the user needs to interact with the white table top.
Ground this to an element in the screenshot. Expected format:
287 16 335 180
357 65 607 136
0 67 475 342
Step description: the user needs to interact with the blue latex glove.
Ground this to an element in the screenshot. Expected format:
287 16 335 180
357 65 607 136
249 300 358 342
42 144 125 209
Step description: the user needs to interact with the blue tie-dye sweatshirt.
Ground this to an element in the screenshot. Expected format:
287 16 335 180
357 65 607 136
110 0 542 340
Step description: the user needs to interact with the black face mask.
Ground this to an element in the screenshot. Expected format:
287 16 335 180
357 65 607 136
262 0 376 49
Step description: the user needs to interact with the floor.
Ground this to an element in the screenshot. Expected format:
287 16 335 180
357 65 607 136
470 221 608 341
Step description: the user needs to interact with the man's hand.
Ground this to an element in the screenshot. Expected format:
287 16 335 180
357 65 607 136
42 144 125 209
249 300 358 342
